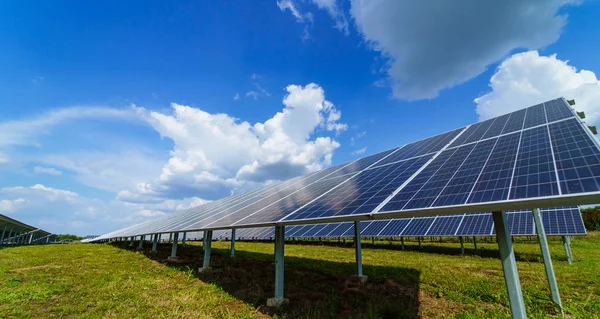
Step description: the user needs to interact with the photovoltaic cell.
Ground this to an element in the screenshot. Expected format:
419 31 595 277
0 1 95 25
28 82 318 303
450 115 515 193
426 216 463 236
379 219 411 236
401 218 435 236
541 207 586 235
285 156 431 221
467 132 521 203
545 99 574 122
328 223 353 236
456 214 493 235
523 103 546 129
481 113 511 140
314 223 341 237
361 220 390 236
509 126 560 199
549 119 600 194
501 109 526 135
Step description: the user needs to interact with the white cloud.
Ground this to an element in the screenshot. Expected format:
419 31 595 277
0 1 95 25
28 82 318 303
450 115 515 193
33 166 63 176
277 0 314 41
0 153 8 164
126 83 346 202
312 0 349 34
348 0 577 100
250 73 261 80
0 198 26 212
352 147 367 155
233 93 240 101
475 51 600 125
246 91 259 100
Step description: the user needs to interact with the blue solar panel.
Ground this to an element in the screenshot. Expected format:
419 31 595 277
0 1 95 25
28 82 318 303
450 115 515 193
302 224 326 237
545 99 574 122
372 129 463 168
501 109 527 135
524 103 547 129
426 216 464 236
541 207 586 235
361 220 390 236
456 214 494 235
481 113 511 140
401 218 435 236
379 219 411 236
550 118 600 194
285 156 431 221
506 212 534 235
328 222 353 236
509 126 560 199
467 132 521 203
314 223 341 236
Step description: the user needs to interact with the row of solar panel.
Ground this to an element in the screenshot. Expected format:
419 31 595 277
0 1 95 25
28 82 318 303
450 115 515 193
177 207 585 243
90 98 596 242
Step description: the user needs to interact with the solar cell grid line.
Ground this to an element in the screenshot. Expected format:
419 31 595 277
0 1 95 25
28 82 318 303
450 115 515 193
523 103 547 129
508 212 534 235
361 220 391 236
509 126 560 199
341 221 371 237
448 122 485 148
159 171 322 233
541 207 586 235
455 213 494 236
288 225 312 237
426 215 464 236
397 143 479 210
379 218 411 237
255 227 274 239
549 118 600 194
328 222 353 236
223 145 405 228
544 98 574 122
314 223 341 237
481 113 512 140
371 128 464 168
544 101 565 197
432 138 499 207
302 224 327 237
293 224 318 237
466 132 522 204
177 159 361 231
460 117 498 145
320 147 399 179
400 217 435 236
501 108 527 135
283 155 432 221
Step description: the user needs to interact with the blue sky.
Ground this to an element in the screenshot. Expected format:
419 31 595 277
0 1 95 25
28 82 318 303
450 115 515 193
1 0 600 235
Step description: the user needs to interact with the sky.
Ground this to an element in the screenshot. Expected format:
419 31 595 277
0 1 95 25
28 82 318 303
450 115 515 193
1 0 600 236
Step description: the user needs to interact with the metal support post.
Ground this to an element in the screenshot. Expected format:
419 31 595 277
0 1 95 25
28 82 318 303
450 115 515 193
182 232 187 247
532 208 563 310
267 225 287 307
6 229 12 244
45 236 49 244
129 236 135 247
151 234 159 253
353 221 367 282
230 229 236 257
0 226 6 245
138 235 145 250
418 237 422 249
459 236 465 255
202 231 207 251
473 236 478 252
168 232 179 261
169 233 173 243
562 236 572 264
199 230 213 272
492 211 526 319
400 236 405 250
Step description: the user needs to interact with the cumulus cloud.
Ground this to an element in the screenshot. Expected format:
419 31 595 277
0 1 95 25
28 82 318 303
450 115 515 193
126 83 346 202
352 147 367 155
0 198 26 212
33 166 63 176
348 0 577 100
475 51 600 124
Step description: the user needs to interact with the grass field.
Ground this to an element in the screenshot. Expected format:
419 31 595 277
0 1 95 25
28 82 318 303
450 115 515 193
0 233 599 319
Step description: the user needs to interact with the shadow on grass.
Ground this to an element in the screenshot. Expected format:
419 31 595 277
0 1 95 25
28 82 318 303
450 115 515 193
111 241 422 319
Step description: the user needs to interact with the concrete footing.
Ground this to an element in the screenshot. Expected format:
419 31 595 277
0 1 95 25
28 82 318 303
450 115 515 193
198 267 211 273
266 297 288 308
351 275 369 283
167 256 180 262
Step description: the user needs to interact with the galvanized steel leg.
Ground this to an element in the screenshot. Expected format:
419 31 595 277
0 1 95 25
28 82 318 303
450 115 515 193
151 234 159 253
0 226 6 245
230 229 236 257
473 236 478 252
6 229 12 245
182 232 187 247
533 208 563 310
418 237 422 249
200 230 212 272
168 232 179 261
400 236 405 250
562 236 572 264
459 236 465 255
492 211 526 319
267 225 287 307
138 235 145 249
202 231 207 251
353 221 367 282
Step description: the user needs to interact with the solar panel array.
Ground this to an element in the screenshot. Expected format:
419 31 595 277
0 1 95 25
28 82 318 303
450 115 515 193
180 206 584 241
90 98 600 242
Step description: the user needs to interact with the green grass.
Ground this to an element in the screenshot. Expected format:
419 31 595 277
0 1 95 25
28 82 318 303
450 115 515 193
1 233 599 318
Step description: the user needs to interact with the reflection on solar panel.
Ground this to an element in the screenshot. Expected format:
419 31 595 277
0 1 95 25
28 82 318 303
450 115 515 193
90 98 599 242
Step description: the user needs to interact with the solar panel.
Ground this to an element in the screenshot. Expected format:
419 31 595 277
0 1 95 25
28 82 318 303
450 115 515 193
92 98 599 242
